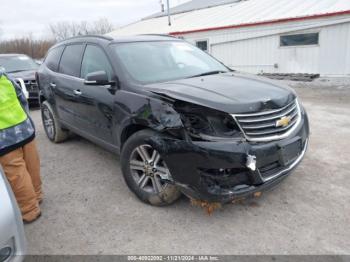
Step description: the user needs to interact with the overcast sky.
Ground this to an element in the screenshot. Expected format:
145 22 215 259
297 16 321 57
0 0 190 39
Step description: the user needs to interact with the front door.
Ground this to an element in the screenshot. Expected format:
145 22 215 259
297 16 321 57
79 44 116 144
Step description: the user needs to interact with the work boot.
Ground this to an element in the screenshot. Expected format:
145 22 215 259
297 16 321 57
23 210 42 224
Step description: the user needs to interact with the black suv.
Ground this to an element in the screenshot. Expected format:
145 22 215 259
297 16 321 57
37 35 309 206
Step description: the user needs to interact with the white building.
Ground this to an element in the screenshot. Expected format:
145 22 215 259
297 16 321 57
109 0 350 76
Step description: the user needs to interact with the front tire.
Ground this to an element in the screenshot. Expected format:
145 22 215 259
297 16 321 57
121 129 182 206
41 101 69 143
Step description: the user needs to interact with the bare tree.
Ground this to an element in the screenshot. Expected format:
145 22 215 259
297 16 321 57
0 21 3 39
49 22 71 41
90 18 114 35
49 18 115 41
0 36 55 59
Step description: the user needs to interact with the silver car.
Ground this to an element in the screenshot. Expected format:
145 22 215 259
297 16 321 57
0 169 26 262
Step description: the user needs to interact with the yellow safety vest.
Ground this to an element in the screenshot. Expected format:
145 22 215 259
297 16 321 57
0 75 27 130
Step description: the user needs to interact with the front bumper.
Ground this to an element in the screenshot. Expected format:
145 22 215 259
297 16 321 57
27 88 39 103
150 111 310 203
28 91 39 101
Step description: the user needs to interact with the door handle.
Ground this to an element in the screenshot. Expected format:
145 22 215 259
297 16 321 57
49 82 56 88
73 89 82 96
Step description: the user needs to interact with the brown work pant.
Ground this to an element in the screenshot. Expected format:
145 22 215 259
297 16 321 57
0 140 42 222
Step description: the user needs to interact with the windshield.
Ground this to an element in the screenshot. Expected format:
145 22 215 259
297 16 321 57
111 41 229 84
0 55 39 73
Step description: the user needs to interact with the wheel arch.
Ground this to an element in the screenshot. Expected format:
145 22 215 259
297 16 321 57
120 124 149 150
114 90 185 150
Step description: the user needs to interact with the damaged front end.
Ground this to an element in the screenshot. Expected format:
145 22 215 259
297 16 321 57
146 97 310 204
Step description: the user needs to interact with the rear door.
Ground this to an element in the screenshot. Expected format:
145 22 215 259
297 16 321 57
54 44 85 127
79 44 116 144
39 45 64 102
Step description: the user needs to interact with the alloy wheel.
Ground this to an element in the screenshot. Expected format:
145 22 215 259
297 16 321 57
42 107 55 139
129 144 171 194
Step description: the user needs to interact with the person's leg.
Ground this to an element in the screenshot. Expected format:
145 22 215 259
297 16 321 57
0 148 41 222
23 140 43 203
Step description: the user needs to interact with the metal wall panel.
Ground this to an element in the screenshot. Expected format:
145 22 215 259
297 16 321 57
185 21 350 75
319 22 350 75
211 34 279 73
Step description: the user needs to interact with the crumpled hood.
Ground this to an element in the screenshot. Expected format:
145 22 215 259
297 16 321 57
145 72 296 114
8 70 36 81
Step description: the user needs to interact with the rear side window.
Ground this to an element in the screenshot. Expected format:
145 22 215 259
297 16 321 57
81 45 113 80
59 44 84 77
45 46 64 72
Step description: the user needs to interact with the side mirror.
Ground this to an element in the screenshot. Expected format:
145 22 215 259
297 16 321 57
84 71 113 86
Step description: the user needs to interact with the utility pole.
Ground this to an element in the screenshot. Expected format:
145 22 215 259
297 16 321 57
167 0 171 26
160 0 165 12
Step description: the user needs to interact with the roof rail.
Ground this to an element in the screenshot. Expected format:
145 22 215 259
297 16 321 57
138 34 177 39
62 34 114 41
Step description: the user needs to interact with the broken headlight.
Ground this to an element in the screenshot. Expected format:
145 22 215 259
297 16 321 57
175 102 243 141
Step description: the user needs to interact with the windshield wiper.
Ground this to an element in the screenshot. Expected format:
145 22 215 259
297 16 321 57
187 70 227 78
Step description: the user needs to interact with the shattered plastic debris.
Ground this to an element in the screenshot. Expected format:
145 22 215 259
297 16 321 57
190 199 222 215
254 191 262 198
231 198 245 205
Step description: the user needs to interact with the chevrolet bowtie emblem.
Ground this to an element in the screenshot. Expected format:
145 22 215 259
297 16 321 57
276 116 292 128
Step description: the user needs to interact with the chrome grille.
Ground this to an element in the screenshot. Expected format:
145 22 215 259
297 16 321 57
232 100 301 142
15 79 38 91
23 80 38 91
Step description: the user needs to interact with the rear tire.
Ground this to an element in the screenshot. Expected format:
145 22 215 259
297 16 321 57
41 101 69 143
121 129 182 206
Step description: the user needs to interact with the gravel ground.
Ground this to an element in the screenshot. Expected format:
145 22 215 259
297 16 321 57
24 81 350 255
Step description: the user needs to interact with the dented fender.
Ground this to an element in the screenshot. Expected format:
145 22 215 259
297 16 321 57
113 90 184 146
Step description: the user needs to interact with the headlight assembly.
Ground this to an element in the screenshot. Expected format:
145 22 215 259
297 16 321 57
175 102 243 141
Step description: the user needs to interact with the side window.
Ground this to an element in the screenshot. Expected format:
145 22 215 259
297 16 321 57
280 33 319 47
59 44 84 77
195 40 208 52
81 45 113 80
44 46 64 72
